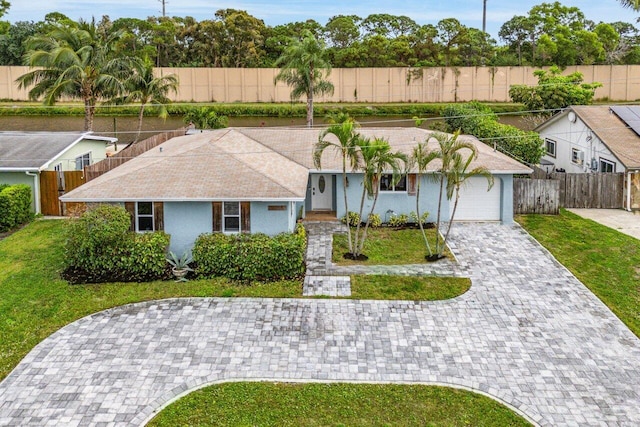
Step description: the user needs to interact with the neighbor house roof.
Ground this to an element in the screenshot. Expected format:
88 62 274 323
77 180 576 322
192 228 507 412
536 105 640 169
60 129 310 202
0 132 117 171
60 127 531 203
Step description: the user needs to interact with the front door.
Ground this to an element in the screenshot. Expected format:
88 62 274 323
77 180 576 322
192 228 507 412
311 174 332 211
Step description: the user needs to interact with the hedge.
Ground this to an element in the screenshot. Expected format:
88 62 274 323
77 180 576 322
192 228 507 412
193 225 306 282
63 204 170 283
0 184 34 232
442 102 545 165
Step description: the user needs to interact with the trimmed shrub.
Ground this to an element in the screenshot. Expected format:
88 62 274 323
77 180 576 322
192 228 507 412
193 226 306 282
64 204 170 283
0 184 34 232
442 102 545 165
367 213 382 228
341 211 361 227
388 213 408 227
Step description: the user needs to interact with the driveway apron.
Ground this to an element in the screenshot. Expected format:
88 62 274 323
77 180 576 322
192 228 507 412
0 223 639 426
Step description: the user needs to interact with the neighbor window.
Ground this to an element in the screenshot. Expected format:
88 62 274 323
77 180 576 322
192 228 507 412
136 202 154 232
223 202 240 232
599 158 615 173
75 152 91 170
571 148 583 165
545 138 556 158
379 174 407 192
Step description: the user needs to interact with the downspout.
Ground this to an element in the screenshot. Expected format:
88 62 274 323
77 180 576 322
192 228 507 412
25 171 41 214
627 171 632 212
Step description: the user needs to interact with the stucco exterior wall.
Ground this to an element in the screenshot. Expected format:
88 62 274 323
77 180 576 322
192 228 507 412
47 140 109 172
250 201 295 235
2 65 640 103
164 202 212 254
540 116 625 173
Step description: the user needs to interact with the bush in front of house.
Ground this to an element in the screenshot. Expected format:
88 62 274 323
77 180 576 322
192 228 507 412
0 184 34 232
63 204 170 283
193 225 306 282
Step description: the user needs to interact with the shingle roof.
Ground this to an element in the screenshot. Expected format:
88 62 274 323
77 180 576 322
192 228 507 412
61 127 531 202
0 132 115 170
572 105 640 169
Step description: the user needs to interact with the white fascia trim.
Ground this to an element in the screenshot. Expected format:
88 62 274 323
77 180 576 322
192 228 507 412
60 197 306 203
82 132 118 143
0 167 40 172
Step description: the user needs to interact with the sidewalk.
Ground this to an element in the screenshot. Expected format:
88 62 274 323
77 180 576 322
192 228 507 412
567 209 640 240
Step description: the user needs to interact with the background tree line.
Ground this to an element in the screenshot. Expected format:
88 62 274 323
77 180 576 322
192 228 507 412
1 2 640 68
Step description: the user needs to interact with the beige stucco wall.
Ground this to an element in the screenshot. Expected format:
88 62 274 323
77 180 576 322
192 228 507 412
2 65 640 103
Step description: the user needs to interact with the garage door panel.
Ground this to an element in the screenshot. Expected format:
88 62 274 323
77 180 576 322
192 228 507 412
451 177 501 221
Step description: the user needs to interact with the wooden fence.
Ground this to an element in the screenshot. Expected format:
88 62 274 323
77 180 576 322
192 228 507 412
85 128 186 182
40 171 85 216
514 171 624 214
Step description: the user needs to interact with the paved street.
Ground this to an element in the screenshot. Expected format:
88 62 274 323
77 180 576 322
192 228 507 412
1 223 639 426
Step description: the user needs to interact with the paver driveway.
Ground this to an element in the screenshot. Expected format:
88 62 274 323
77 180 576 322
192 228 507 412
1 223 639 426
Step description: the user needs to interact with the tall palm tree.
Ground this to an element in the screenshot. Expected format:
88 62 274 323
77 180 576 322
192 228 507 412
441 151 494 249
355 137 406 257
411 142 440 257
275 30 334 128
314 120 360 254
16 19 131 131
117 60 179 142
431 131 477 256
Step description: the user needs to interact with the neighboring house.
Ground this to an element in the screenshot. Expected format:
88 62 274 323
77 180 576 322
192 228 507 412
60 127 531 254
0 132 116 213
536 105 640 210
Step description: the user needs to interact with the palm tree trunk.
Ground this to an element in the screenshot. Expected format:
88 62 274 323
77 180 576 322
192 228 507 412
359 190 380 255
342 156 353 254
353 183 367 257
415 176 433 256
307 64 314 128
84 99 94 132
442 188 461 252
435 174 445 255
135 105 145 143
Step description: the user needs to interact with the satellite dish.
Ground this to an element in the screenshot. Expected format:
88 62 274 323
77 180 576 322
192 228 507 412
568 111 577 123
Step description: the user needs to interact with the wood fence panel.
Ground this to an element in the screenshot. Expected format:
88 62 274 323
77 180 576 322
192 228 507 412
85 128 186 182
39 171 60 216
62 171 85 216
514 179 560 215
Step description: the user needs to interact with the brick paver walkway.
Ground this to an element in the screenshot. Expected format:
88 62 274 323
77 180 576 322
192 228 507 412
1 223 639 426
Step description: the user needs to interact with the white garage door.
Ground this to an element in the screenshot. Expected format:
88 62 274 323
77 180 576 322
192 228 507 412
450 176 501 221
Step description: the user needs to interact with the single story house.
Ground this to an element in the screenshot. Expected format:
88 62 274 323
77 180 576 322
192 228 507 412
536 105 640 210
60 127 531 254
0 132 117 213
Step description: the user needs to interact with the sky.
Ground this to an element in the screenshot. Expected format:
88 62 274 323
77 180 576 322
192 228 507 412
5 0 639 40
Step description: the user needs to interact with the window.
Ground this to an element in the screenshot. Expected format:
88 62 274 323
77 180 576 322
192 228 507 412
545 138 556 157
571 148 584 165
599 158 616 173
75 152 91 170
136 202 154 232
379 174 407 192
223 202 240 232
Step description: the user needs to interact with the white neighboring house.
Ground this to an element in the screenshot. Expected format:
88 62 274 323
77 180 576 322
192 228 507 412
536 105 640 210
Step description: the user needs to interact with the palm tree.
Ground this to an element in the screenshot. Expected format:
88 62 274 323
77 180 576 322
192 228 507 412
117 60 179 142
314 120 360 254
411 142 440 257
431 131 477 256
355 137 406 257
618 0 640 10
441 151 494 249
16 19 131 131
275 30 334 127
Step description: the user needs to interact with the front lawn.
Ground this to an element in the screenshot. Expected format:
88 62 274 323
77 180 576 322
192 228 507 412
333 227 447 265
351 275 470 300
147 382 532 426
517 209 640 337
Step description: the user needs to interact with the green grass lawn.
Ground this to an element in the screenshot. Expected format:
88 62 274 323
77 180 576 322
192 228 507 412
333 227 447 265
147 382 532 427
351 275 470 300
517 209 640 338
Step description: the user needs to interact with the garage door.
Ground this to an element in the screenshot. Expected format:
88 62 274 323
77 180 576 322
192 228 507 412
450 177 501 221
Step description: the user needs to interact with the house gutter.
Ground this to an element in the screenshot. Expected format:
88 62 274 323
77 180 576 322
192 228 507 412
25 171 41 214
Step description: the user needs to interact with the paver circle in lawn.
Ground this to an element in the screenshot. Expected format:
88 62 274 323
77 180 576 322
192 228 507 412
1 223 640 426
